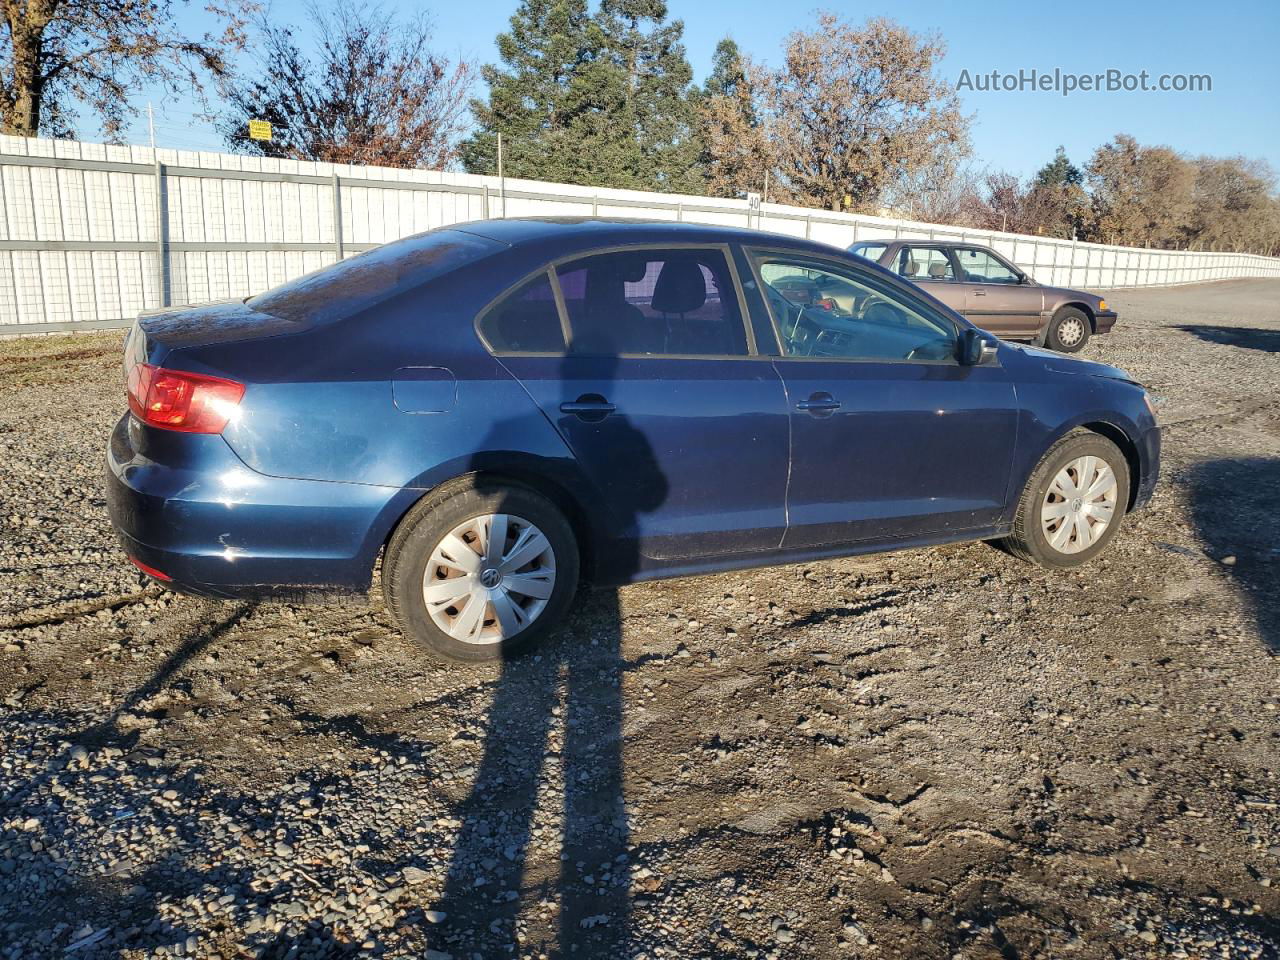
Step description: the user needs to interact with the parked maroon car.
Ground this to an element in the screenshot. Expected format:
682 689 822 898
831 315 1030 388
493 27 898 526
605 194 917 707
849 240 1117 353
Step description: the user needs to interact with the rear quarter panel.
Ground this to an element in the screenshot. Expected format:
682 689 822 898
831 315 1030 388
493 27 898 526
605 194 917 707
168 262 618 547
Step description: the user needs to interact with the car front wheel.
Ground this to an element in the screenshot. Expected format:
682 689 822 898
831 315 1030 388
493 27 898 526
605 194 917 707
1045 306 1091 353
996 431 1130 568
382 479 579 662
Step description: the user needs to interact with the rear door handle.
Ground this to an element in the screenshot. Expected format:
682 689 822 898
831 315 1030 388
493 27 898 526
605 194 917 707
560 395 616 422
796 393 841 415
971 288 987 296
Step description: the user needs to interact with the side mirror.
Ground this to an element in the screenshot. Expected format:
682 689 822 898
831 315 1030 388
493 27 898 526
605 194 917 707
960 328 999 366
1018 273 1032 285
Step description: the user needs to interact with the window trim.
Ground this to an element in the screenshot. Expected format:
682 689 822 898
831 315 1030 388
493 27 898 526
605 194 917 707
744 245 964 366
473 242 759 360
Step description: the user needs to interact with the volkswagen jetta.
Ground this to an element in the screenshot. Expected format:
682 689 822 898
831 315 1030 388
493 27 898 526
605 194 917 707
106 219 1160 662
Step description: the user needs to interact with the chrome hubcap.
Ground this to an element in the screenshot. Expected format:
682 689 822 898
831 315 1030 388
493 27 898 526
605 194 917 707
1041 455 1118 554
1058 317 1085 346
423 513 556 644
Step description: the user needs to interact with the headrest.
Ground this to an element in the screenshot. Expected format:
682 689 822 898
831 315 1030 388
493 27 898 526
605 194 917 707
903 260 920 276
582 256 648 304
651 259 707 314
927 261 948 278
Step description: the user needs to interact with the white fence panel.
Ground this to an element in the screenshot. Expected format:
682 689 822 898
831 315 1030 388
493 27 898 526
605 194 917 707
1 134 1278 333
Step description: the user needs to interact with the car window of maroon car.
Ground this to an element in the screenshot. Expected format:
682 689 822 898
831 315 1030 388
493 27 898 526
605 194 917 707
555 249 747 357
955 248 1021 284
896 246 955 281
849 242 888 262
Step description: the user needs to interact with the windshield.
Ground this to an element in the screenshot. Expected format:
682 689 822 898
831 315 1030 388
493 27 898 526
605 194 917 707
249 229 504 324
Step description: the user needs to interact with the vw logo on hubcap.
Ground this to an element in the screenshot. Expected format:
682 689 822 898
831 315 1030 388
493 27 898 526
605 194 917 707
479 567 502 589
1071 498 1083 513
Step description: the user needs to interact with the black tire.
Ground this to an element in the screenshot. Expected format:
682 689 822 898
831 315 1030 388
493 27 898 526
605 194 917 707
1045 306 1091 353
382 478 579 663
995 430 1130 569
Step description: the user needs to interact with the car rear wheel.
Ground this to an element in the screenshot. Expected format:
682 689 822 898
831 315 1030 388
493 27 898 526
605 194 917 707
1045 306 1091 353
995 431 1129 569
382 479 579 663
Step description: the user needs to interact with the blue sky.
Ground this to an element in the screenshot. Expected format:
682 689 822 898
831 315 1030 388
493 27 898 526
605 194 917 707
122 0 1279 180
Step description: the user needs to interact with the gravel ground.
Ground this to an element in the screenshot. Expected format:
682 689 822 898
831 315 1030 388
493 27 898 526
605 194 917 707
1 279 1278 960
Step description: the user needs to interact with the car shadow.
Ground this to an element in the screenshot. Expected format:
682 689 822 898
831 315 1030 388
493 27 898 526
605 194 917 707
428 344 667 955
1186 458 1280 652
1176 325 1280 354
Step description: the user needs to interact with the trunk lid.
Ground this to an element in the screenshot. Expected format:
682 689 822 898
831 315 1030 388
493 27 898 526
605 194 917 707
128 300 302 368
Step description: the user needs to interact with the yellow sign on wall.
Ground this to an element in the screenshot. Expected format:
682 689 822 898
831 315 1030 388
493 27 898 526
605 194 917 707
248 119 272 141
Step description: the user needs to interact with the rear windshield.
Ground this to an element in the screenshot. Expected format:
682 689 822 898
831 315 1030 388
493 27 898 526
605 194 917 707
849 242 888 261
249 229 503 324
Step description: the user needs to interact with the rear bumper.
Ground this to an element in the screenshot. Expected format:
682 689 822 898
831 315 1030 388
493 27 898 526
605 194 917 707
105 414 414 597
1095 310 1119 334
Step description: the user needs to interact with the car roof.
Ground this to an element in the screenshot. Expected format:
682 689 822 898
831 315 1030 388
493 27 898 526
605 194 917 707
454 216 816 250
854 238 993 252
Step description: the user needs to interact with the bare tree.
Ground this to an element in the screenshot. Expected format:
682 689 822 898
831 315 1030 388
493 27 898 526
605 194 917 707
882 152 980 225
964 171 1043 234
763 14 968 212
221 1 472 169
1 0 250 139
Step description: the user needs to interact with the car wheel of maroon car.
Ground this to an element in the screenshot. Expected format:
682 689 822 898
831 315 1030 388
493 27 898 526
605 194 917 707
382 478 580 662
997 431 1130 569
1046 306 1092 353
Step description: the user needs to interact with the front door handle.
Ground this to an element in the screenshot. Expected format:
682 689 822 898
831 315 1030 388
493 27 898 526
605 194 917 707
971 288 987 296
796 392 841 415
560 394 616 422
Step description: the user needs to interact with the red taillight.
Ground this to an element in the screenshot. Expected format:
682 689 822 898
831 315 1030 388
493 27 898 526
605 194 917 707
126 363 244 433
128 556 172 581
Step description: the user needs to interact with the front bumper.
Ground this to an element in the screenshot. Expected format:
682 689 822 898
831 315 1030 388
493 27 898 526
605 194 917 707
1132 424 1161 512
105 414 414 597
1095 310 1119 334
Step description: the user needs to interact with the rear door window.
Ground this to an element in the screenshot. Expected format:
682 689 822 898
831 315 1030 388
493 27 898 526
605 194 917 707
554 248 747 357
896 246 956 281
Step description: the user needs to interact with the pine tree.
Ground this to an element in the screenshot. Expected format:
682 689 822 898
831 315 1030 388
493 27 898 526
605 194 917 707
460 0 596 181
1034 146 1084 189
570 0 701 192
702 37 746 99
1030 146 1090 238
465 0 700 191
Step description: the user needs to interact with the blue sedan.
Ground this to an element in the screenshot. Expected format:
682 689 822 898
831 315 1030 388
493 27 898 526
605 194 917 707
106 218 1160 662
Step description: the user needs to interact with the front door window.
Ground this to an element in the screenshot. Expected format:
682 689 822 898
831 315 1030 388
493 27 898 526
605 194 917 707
955 248 1021 284
756 257 957 363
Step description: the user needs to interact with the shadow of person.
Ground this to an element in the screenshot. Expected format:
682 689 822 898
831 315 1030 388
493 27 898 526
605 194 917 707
431 335 667 956
1186 457 1280 653
1176 325 1280 354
